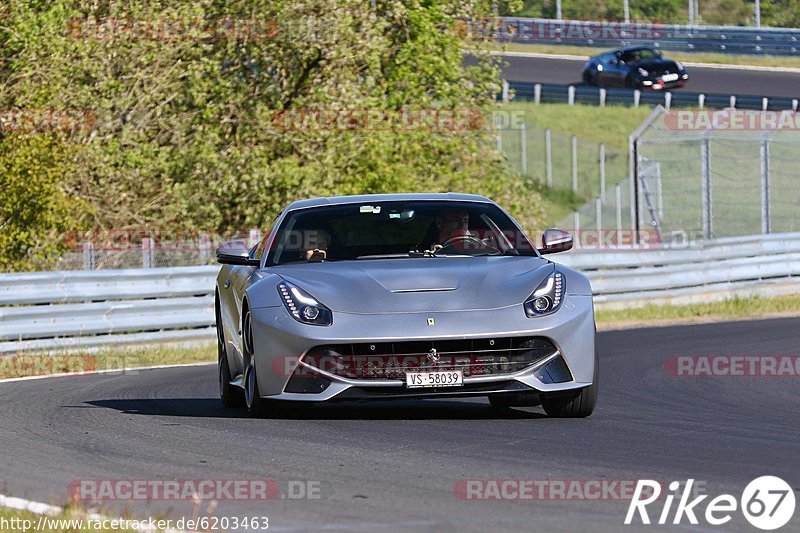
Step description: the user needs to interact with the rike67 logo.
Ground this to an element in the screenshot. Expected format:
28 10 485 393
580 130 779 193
626 477 795 530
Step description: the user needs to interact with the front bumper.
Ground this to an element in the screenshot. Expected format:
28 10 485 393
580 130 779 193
250 294 595 402
640 73 688 90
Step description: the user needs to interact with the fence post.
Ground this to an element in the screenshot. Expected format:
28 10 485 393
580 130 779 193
142 237 154 269
520 122 527 176
534 83 541 105
599 143 606 196
82 242 95 270
545 128 553 188
701 135 713 239
496 114 502 152
573 210 580 247
199 234 212 264
501 80 509 103
571 135 578 193
595 197 602 233
760 137 771 234
568 85 575 106
615 183 622 235
248 228 262 248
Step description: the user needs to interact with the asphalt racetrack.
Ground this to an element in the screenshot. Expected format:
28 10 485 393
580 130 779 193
0 318 798 532
495 53 800 99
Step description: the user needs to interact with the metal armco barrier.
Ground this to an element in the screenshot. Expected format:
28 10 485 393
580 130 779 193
2 233 800 353
480 18 800 57
507 81 800 111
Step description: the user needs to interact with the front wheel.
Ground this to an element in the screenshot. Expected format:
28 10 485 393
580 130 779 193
244 362 268 417
541 381 597 418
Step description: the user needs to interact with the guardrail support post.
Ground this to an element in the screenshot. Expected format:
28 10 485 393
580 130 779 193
729 95 736 108
534 83 541 105
501 80 509 103
568 85 575 106
599 88 606 108
760 137 771 234
633 90 640 108
520 122 527 176
82 242 95 270
142 237 154 269
664 92 672 110
762 97 769 111
698 94 705 109
599 143 606 196
545 128 553 188
701 135 713 240
793 99 798 112
571 135 578 192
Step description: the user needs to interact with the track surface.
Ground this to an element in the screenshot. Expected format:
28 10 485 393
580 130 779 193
497 54 800 99
1 318 799 532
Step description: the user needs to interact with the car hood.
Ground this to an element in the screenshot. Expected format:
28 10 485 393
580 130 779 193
633 59 681 74
268 256 553 314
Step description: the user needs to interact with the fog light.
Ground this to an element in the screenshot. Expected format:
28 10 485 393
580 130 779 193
533 296 551 312
302 306 320 320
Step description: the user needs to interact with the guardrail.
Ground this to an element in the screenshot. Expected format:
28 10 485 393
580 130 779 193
505 81 800 111
486 17 800 56
2 233 800 353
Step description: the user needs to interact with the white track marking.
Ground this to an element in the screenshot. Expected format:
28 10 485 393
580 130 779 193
0 362 214 384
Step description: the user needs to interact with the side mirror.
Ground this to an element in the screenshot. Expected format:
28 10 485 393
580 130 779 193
216 240 260 266
539 228 573 255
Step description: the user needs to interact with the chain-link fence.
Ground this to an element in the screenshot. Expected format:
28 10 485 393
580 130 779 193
497 119 629 200
547 106 800 248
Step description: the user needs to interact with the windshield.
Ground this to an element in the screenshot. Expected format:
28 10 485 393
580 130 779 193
621 48 659 63
266 200 537 265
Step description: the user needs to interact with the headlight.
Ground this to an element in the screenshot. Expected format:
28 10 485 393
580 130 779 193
637 68 649 76
524 269 565 317
277 281 333 326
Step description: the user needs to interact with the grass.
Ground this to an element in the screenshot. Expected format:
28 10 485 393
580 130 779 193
596 294 800 327
491 42 800 69
0 343 215 380
493 101 650 226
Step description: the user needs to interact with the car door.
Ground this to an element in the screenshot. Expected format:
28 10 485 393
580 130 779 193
604 52 629 87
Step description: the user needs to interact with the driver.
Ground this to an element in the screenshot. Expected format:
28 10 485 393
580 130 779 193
430 209 474 252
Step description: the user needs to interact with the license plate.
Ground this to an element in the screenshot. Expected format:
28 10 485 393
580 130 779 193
661 73 678 82
405 370 463 388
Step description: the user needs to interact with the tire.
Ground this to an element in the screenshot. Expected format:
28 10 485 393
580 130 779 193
244 361 269 417
488 392 541 409
541 350 599 418
242 307 268 417
219 351 245 408
217 299 244 408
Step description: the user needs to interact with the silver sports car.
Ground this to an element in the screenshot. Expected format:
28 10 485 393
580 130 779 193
215 193 597 417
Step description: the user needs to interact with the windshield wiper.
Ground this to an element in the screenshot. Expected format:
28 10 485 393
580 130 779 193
408 249 439 258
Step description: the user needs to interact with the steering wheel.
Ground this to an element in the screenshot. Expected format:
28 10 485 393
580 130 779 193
440 234 486 251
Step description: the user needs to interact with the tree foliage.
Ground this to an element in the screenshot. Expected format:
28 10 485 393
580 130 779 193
0 0 545 270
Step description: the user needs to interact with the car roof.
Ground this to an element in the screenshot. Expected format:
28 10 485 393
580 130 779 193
592 46 657 59
284 192 494 211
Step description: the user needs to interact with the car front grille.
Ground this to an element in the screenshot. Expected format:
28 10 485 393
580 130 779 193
302 337 557 380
